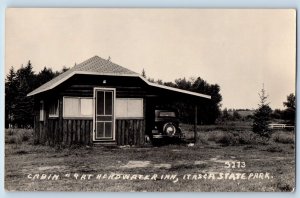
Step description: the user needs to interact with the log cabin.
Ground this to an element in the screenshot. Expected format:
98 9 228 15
27 56 211 146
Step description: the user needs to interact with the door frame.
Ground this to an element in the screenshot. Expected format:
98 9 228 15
93 87 116 142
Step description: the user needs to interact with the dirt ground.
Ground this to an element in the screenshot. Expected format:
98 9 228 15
5 128 295 192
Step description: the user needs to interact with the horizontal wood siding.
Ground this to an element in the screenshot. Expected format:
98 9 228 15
116 119 145 146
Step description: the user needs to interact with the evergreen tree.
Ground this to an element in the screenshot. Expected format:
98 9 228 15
35 67 56 87
14 61 36 128
141 68 146 78
61 66 70 73
163 81 176 87
5 62 66 128
271 109 283 119
5 67 17 128
282 93 296 124
156 79 163 85
252 86 272 138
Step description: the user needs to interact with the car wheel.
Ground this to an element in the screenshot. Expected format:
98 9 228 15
163 122 176 137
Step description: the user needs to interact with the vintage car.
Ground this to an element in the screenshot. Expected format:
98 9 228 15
150 109 183 142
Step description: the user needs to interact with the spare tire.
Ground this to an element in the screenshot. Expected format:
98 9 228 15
163 123 176 137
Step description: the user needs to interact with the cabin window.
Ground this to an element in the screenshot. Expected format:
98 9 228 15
116 98 143 118
81 98 93 116
39 101 45 121
63 97 93 118
49 100 59 117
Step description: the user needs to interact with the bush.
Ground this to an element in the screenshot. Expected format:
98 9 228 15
237 131 256 145
7 129 14 136
207 131 224 141
19 129 33 142
7 136 16 144
273 132 294 144
5 129 33 144
208 131 259 146
214 132 238 146
6 135 22 144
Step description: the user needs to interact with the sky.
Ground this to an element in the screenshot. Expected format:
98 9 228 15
5 8 296 110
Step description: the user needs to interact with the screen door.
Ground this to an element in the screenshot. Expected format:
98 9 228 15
94 89 114 141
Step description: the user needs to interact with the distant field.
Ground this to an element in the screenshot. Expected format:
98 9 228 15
5 124 295 192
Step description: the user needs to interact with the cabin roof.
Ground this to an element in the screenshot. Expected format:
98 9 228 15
27 56 211 99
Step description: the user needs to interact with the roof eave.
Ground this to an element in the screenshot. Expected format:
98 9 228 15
27 71 211 100
139 77 211 99
27 71 140 97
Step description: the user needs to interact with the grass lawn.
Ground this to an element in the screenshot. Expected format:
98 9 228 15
5 125 295 192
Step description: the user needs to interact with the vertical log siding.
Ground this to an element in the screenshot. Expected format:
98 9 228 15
116 119 145 146
34 117 145 146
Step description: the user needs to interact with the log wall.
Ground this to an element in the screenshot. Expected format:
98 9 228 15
116 119 145 146
34 116 145 146
35 118 93 146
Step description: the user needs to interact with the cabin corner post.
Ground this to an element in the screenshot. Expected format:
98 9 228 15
58 97 63 145
142 97 147 146
194 104 198 143
44 102 50 145
33 97 40 144
33 110 40 144
89 120 93 145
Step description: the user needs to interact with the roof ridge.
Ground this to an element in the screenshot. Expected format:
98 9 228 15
73 56 137 74
27 55 139 96
74 55 99 70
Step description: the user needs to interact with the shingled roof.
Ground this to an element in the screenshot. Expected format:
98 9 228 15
27 56 211 99
28 56 139 96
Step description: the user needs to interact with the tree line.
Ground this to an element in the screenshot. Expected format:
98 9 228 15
7 62 293 130
5 61 69 128
142 69 222 124
219 92 295 125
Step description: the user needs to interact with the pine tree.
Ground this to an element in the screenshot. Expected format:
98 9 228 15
5 67 17 128
282 93 296 125
14 61 36 128
35 67 56 87
252 85 272 138
141 68 146 78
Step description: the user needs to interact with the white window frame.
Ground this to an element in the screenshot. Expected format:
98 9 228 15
116 98 144 119
49 99 59 118
63 96 94 118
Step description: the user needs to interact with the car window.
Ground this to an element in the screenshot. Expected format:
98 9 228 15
159 111 176 117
